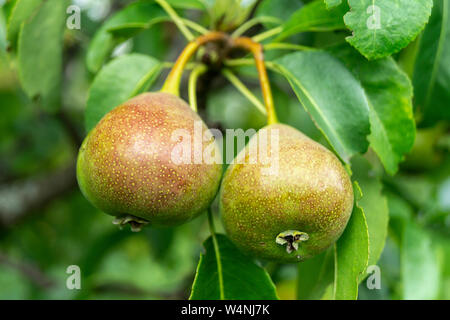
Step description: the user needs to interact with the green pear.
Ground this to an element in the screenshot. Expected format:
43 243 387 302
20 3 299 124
220 124 353 262
77 92 222 230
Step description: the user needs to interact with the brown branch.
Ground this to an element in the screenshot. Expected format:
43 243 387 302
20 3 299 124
0 163 77 228
92 274 194 300
0 252 55 289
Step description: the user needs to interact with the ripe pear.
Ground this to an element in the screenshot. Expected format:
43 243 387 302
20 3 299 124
220 124 353 262
77 92 222 230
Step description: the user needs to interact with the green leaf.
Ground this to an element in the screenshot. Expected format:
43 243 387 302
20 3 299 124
107 23 151 39
333 185 369 300
6 0 42 48
297 248 334 300
434 234 450 299
344 0 433 60
86 1 167 73
166 0 205 10
324 0 342 9
413 0 450 125
190 234 278 300
272 51 370 163
85 53 162 132
386 173 436 211
209 0 258 29
386 191 413 244
351 156 388 267
331 45 415 175
277 0 348 40
17 0 68 112
401 223 440 300
0 9 7 52
255 0 303 28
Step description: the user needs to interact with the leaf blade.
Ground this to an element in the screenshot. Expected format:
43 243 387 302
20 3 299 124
277 0 348 40
272 51 370 163
85 53 162 132
297 248 334 300
344 0 433 60
401 223 440 300
333 185 369 300
190 234 278 300
17 0 68 112
324 0 342 9
86 1 167 73
351 156 389 267
413 0 450 125
6 0 43 48
330 45 415 174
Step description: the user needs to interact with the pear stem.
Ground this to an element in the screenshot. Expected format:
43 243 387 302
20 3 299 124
207 207 216 234
264 42 317 52
155 0 194 41
231 16 282 39
188 64 207 112
181 18 209 35
252 26 283 43
161 33 278 124
221 68 266 116
232 37 278 124
161 32 229 97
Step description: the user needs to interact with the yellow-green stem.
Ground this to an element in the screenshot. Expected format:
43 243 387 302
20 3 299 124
182 18 209 35
231 16 282 39
264 42 316 52
188 64 207 112
221 69 266 116
155 0 194 41
225 58 277 72
252 26 283 43
161 32 229 96
232 37 278 124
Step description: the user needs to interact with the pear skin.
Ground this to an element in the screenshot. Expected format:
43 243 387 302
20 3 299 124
77 92 222 229
220 124 353 262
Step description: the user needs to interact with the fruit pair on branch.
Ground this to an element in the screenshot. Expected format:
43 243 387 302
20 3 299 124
77 31 353 263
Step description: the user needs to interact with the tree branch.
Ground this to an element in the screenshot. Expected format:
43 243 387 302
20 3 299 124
0 252 55 289
0 163 77 228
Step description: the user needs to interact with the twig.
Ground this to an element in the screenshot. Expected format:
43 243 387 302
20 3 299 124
155 0 195 41
181 18 209 35
161 32 230 96
252 26 283 43
232 37 278 124
221 68 266 115
189 64 208 112
0 252 55 289
0 163 77 228
264 42 317 52
231 16 281 38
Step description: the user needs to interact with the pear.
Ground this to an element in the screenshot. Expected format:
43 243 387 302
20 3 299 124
220 124 353 262
77 92 222 230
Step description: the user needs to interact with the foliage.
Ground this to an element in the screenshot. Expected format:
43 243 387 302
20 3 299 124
0 0 449 300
